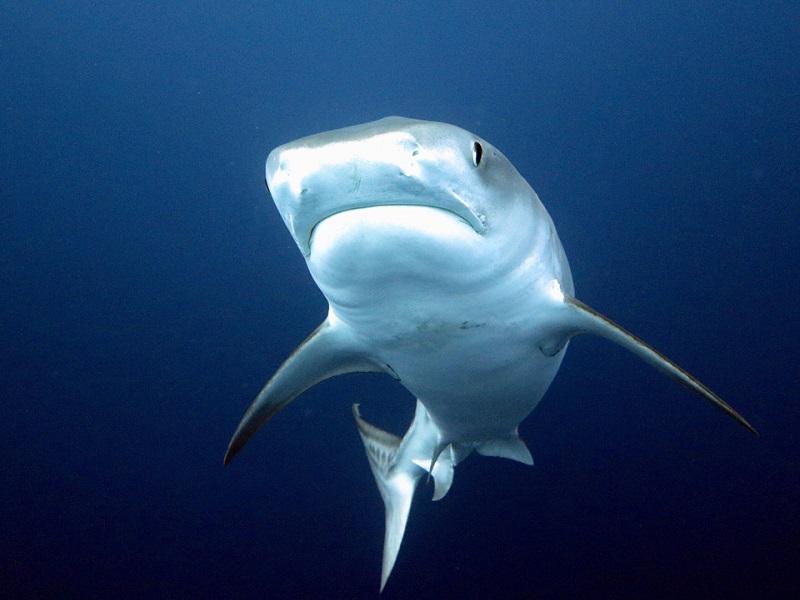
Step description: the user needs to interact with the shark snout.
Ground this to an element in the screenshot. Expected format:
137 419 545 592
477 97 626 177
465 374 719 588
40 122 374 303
265 146 305 197
264 118 489 256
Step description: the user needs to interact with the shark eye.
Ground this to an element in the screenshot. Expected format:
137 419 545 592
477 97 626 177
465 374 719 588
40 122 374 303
472 141 483 167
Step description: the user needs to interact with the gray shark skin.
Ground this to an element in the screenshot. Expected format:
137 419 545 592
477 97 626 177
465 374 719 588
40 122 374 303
224 117 757 592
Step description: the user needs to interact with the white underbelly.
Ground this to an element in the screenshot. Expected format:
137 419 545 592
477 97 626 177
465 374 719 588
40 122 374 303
309 205 572 442
336 302 567 442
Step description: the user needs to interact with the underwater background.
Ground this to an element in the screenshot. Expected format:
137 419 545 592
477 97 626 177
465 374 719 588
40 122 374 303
2 2 799 598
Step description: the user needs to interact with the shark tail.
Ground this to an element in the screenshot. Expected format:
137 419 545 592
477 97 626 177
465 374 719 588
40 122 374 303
352 404 421 593
353 401 456 592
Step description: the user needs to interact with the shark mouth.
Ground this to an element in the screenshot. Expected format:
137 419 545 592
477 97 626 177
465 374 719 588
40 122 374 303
301 196 486 256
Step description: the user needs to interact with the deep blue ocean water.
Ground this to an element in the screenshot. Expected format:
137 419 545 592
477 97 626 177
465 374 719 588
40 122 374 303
2 2 799 598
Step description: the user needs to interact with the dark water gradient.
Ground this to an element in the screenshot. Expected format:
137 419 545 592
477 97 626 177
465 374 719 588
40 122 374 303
2 2 799 598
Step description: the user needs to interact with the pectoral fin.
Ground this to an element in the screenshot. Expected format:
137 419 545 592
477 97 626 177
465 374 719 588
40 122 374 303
224 319 380 465
561 294 758 436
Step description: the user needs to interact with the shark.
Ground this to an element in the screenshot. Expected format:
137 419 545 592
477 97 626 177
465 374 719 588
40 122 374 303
224 116 757 592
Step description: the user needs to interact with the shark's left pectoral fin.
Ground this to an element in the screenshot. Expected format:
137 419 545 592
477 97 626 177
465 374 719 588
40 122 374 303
559 294 758 436
224 319 380 465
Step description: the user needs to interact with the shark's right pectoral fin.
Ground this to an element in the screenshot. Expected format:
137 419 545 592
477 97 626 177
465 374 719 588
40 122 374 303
224 319 380 465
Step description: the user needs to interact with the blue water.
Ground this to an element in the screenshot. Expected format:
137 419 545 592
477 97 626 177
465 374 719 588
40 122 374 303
2 2 799 598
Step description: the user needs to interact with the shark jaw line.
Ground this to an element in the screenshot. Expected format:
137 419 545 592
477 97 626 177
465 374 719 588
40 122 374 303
304 202 485 256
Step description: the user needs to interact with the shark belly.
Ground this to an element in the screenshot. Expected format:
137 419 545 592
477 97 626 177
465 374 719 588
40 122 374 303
310 204 569 443
337 302 564 442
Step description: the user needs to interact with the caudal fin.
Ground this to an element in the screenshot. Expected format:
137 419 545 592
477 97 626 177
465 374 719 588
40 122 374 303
352 404 422 592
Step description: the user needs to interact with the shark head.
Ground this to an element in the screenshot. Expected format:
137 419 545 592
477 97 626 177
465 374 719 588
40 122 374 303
266 117 574 314
267 116 531 254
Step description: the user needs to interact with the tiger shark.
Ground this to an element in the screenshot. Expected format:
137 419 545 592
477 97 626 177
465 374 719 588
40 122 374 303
224 116 757 592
